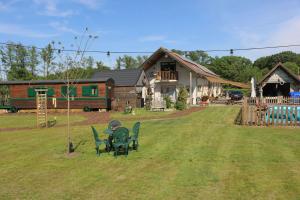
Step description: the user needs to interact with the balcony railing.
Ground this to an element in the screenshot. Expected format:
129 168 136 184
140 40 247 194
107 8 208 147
156 71 178 81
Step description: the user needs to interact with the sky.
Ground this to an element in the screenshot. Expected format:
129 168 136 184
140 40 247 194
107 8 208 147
1 0 300 67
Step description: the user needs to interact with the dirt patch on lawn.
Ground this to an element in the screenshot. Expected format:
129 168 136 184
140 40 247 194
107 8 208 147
116 106 206 122
0 106 205 132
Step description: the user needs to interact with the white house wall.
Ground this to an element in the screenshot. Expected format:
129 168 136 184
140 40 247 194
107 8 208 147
145 56 222 105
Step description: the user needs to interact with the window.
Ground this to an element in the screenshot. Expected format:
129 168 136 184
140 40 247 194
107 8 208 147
28 87 36 97
160 62 176 71
61 86 77 97
27 87 55 97
47 87 55 97
82 85 98 97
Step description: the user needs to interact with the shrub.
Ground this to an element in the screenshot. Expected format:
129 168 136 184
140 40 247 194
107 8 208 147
177 87 188 103
164 96 173 109
175 101 186 110
176 87 188 110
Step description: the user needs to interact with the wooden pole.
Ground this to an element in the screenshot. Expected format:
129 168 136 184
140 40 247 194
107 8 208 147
189 71 192 105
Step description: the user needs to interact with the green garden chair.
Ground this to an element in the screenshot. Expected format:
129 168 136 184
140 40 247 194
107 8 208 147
104 120 122 135
129 122 140 150
91 126 109 156
112 127 129 157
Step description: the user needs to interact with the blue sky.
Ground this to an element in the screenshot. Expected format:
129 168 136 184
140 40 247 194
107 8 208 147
1 0 300 66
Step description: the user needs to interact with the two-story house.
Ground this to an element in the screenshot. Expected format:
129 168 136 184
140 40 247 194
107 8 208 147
142 47 246 105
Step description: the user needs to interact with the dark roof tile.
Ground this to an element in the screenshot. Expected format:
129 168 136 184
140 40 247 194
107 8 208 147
92 68 143 86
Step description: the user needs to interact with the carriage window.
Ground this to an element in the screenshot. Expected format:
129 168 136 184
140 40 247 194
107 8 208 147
82 85 98 97
61 86 77 97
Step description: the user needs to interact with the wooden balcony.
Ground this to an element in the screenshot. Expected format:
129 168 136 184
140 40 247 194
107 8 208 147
156 71 178 81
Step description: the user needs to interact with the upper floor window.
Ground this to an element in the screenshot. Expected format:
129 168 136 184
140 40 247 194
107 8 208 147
160 62 176 71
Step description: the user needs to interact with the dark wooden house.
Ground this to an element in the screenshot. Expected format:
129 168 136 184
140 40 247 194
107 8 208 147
258 63 300 97
0 78 114 111
92 68 149 110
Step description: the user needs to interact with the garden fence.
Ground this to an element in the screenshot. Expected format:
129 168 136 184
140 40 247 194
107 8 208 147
239 97 300 127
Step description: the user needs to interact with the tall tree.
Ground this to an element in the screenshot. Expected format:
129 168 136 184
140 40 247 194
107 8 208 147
186 51 213 65
115 56 123 70
136 55 148 67
123 55 138 69
28 46 39 77
41 44 55 78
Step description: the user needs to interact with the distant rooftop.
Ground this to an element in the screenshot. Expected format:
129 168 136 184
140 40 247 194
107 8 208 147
0 78 114 85
92 68 143 86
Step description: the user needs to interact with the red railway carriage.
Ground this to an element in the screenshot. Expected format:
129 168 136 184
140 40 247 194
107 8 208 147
0 78 114 112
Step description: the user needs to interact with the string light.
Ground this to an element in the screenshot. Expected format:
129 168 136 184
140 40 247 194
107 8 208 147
1 42 300 55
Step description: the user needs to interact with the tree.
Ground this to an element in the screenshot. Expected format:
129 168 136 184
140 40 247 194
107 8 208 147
28 46 39 77
283 62 300 75
115 56 123 70
122 55 138 69
96 61 110 70
254 51 300 70
1 43 15 80
136 55 148 67
186 51 213 65
114 55 140 69
210 56 259 83
5 43 31 80
41 44 55 78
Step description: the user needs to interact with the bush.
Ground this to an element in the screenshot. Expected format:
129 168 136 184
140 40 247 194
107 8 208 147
175 87 188 110
175 101 186 110
177 87 188 102
164 96 173 109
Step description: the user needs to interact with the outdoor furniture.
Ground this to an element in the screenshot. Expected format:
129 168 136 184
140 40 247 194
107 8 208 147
112 127 130 156
91 126 109 156
104 120 122 151
104 120 122 135
129 122 140 150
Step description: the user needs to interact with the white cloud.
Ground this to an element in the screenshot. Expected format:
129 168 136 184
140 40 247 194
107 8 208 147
0 23 58 38
233 16 300 60
138 35 178 45
75 0 104 9
139 35 167 42
0 0 19 11
49 21 79 35
33 0 75 17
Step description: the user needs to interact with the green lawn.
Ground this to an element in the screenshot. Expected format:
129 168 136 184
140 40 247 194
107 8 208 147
0 113 86 128
110 108 176 120
0 106 300 199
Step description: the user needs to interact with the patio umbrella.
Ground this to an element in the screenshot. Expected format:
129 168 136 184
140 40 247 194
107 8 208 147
250 77 256 98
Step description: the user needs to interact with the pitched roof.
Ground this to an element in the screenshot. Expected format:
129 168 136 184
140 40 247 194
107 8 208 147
258 62 300 85
0 78 114 85
141 47 249 88
92 68 143 86
142 47 218 77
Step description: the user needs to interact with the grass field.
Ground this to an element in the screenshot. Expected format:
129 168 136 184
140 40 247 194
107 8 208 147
0 113 86 128
0 106 300 199
110 108 175 120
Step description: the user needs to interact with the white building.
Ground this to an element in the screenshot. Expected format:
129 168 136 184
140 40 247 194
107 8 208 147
142 47 233 105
